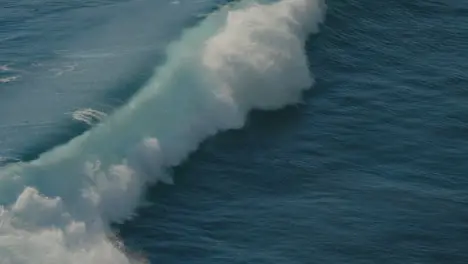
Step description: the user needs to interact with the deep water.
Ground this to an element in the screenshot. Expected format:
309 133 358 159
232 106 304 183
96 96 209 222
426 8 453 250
1 0 468 264
119 0 468 263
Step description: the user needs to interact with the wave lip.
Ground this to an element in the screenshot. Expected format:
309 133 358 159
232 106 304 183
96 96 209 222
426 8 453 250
0 0 326 263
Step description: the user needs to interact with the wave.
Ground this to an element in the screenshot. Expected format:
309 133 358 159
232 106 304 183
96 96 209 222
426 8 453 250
0 0 326 263
72 108 108 126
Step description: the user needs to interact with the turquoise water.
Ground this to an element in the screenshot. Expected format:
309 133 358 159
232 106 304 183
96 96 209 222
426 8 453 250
1 0 467 263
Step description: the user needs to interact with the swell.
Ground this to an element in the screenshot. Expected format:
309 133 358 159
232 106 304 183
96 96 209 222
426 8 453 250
0 0 326 263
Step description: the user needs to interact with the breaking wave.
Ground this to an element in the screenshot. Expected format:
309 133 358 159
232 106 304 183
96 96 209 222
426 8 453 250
0 0 326 263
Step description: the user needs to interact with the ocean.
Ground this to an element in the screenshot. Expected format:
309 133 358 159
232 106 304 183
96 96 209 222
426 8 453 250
0 0 467 263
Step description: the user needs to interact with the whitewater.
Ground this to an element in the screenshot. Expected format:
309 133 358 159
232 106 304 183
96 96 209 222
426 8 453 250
0 0 326 263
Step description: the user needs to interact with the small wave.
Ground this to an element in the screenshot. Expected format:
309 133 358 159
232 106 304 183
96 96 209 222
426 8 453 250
0 63 27 73
72 108 107 126
49 62 79 77
0 75 20 83
0 65 11 71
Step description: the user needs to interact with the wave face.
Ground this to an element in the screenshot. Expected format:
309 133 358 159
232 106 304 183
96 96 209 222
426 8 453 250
0 0 326 263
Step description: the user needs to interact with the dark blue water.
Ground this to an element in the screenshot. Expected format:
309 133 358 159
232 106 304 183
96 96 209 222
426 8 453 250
119 1 468 263
1 0 467 263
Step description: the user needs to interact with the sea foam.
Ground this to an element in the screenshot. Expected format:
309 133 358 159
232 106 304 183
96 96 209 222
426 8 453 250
0 0 326 263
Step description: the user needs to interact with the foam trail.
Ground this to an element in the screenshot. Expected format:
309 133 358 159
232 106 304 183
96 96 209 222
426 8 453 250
0 0 326 263
72 108 108 126
0 76 20 83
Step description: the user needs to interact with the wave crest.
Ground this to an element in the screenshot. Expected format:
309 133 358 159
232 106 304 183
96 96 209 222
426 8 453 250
0 0 326 263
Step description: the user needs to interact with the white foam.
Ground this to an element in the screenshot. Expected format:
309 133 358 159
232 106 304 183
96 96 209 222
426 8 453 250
0 65 11 71
49 63 79 77
0 0 326 263
72 108 107 126
0 76 20 83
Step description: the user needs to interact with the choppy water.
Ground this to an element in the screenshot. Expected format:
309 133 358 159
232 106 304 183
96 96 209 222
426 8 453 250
1 0 467 263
